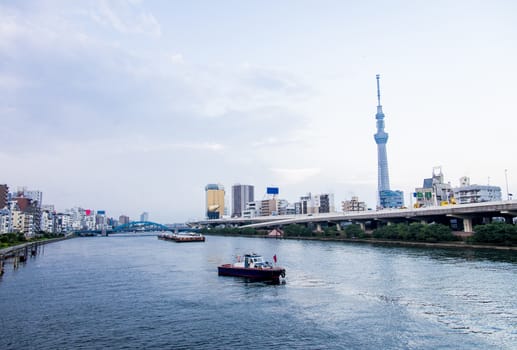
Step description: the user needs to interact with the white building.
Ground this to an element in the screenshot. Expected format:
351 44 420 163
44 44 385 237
299 193 335 214
11 210 35 237
342 196 367 212
243 201 261 218
55 213 72 233
453 176 502 204
0 209 11 233
23 190 43 207
40 210 55 233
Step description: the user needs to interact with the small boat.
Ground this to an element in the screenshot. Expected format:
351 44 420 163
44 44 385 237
218 253 286 283
158 233 205 243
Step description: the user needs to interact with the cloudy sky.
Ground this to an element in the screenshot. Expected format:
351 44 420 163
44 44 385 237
2 0 516 223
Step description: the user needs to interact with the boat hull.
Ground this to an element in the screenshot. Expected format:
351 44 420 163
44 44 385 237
172 236 205 243
218 264 285 282
158 234 205 243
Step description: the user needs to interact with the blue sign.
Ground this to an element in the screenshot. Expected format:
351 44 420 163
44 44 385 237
267 187 279 195
97 210 106 215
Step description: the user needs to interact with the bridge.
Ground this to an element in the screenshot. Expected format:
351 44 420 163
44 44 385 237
75 221 177 236
188 200 517 233
112 221 172 233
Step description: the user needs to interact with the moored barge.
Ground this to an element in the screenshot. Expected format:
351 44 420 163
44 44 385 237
158 233 205 243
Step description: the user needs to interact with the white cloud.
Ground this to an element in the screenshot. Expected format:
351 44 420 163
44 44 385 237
2 1 517 222
91 0 161 37
270 168 321 185
170 53 184 64
0 74 31 90
137 142 225 153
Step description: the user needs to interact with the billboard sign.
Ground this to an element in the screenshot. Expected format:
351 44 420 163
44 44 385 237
266 187 279 195
97 210 106 215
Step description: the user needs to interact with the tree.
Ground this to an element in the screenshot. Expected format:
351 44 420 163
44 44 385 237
471 223 517 245
283 224 313 237
344 224 363 238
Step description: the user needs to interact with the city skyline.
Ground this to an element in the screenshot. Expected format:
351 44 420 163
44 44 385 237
1 1 516 222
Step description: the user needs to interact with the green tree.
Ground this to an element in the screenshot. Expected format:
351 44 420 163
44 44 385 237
283 224 313 237
344 224 363 238
471 223 517 245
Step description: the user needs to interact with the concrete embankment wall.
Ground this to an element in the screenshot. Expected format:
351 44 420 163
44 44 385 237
0 236 72 259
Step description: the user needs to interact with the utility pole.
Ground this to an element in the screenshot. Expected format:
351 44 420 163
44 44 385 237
505 169 510 200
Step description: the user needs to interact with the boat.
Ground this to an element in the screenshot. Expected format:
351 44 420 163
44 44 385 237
158 232 205 243
218 253 286 282
172 233 205 243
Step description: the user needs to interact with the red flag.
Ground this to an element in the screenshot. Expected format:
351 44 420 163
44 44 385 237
273 254 277 263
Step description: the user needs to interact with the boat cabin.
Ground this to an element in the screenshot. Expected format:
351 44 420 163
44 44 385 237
244 254 270 268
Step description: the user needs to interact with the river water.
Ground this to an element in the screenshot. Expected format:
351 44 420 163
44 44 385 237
0 235 516 350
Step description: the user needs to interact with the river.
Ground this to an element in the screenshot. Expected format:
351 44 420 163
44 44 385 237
0 235 516 349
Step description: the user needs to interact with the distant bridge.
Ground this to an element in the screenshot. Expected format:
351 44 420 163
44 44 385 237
112 221 172 233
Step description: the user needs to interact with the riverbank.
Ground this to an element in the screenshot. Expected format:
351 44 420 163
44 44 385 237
0 235 73 259
290 236 517 251
203 232 517 251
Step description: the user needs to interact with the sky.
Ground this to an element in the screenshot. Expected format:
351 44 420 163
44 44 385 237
1 0 517 223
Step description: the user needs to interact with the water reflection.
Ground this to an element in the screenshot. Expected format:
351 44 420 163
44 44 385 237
372 243 517 264
1 235 515 350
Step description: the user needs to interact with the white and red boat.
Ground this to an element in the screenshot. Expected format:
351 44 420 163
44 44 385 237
218 253 285 283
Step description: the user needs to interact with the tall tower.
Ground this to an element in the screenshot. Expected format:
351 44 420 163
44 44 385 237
374 74 391 205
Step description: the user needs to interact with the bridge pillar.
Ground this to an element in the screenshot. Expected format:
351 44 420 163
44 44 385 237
463 218 473 233
335 223 342 231
316 223 323 232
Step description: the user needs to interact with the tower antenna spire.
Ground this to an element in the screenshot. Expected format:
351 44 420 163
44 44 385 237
376 74 381 107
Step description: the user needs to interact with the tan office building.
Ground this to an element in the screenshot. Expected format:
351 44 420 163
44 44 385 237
205 184 225 219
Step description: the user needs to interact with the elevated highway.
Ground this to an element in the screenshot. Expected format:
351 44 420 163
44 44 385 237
189 200 517 233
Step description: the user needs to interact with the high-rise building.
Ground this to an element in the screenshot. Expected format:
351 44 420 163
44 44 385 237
231 184 254 218
13 195 41 234
140 212 149 222
0 184 8 209
23 190 43 207
119 215 130 225
205 184 225 219
315 193 334 213
299 193 313 214
260 199 278 216
373 74 404 208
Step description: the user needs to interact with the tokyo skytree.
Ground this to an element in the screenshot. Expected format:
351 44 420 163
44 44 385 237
374 74 391 203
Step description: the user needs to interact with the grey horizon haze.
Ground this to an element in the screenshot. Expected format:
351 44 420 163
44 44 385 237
1 1 516 223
